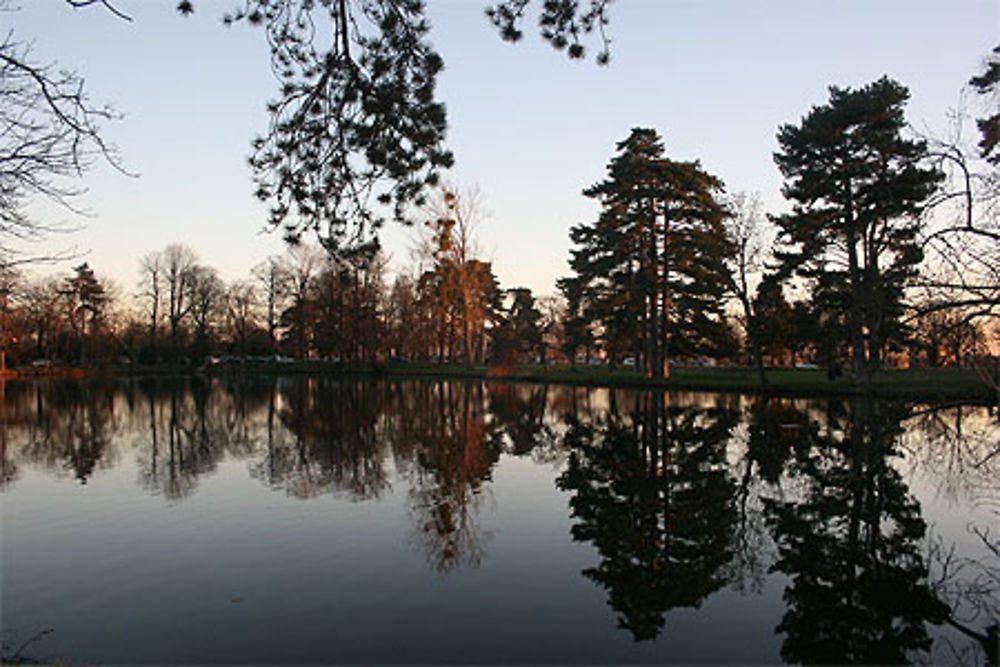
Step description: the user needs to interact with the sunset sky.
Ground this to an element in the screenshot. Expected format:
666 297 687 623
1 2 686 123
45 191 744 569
7 0 997 298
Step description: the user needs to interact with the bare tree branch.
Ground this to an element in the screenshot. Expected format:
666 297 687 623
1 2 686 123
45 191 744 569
0 14 127 266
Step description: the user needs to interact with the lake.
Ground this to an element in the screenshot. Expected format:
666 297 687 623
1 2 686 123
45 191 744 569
2 377 997 664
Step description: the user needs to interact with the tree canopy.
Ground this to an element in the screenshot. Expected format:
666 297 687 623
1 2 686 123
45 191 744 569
562 127 735 377
175 0 615 255
772 77 942 381
969 44 1000 163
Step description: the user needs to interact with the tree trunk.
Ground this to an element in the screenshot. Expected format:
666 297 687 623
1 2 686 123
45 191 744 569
844 188 869 385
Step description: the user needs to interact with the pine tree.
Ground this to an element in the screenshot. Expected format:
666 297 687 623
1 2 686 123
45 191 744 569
564 128 734 378
63 262 107 363
773 77 942 382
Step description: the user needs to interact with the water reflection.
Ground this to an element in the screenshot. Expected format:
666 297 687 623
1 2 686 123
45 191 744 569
2 378 997 664
3 379 124 485
556 392 741 640
759 399 949 663
267 378 389 500
399 382 498 572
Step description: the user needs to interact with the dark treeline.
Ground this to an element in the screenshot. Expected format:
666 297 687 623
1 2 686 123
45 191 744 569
2 378 997 662
0 189 552 370
560 77 999 385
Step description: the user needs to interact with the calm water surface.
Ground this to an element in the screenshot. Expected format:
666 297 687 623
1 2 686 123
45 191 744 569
2 377 997 664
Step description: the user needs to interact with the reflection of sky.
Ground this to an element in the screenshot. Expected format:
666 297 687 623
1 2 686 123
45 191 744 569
6 1 997 296
900 406 1000 552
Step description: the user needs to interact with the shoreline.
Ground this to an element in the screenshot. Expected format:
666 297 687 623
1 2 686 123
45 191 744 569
4 361 998 403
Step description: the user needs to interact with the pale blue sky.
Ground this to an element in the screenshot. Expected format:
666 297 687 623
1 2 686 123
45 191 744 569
8 0 998 297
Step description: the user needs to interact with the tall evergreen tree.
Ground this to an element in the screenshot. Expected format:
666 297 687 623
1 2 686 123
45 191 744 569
565 128 734 378
772 77 943 382
63 262 108 363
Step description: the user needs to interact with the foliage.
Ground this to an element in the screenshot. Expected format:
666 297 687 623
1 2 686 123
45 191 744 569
489 286 542 367
564 127 735 377
485 0 613 64
772 77 942 382
220 0 453 256
969 44 1000 163
172 0 615 254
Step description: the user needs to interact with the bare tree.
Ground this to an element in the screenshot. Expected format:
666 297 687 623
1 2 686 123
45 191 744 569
161 244 198 358
536 294 566 364
0 264 18 371
0 5 124 266
225 279 258 356
915 106 1000 396
137 251 164 359
919 119 1000 320
18 276 61 359
188 265 224 362
420 186 494 364
724 191 770 384
279 244 325 359
252 256 288 355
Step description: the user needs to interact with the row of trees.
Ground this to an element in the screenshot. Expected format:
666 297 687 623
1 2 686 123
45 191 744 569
2 82 996 377
0 189 559 367
3 28 999 380
559 76 1000 384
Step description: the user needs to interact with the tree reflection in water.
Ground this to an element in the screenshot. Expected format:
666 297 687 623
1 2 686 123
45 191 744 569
135 377 267 499
906 404 1000 665
556 391 741 641
268 377 390 500
487 383 555 458
3 379 123 485
758 398 950 664
399 381 500 572
3 378 996 662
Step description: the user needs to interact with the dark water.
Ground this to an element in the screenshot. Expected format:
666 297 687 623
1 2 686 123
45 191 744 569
1 377 997 665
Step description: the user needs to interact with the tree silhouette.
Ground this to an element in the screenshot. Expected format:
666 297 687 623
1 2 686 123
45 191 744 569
175 0 614 252
564 128 735 377
773 77 943 383
764 399 950 664
969 44 1000 164
270 377 390 500
0 6 125 266
557 393 741 640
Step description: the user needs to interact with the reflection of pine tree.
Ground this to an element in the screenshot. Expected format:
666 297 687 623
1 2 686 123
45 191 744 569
18 379 120 484
744 397 816 486
557 393 740 640
765 399 949 664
